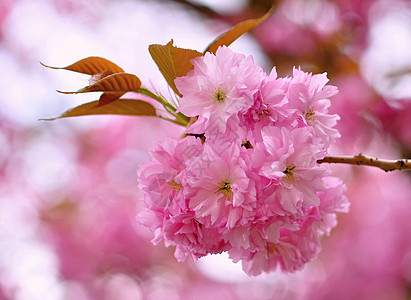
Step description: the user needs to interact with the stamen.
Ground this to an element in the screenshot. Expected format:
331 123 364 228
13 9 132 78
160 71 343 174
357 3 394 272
259 109 270 118
266 243 276 258
241 140 254 149
213 88 226 102
305 108 316 120
215 179 232 198
283 164 296 181
168 180 182 190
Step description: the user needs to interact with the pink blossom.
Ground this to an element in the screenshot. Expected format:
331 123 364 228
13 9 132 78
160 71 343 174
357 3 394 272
137 137 201 213
225 220 282 252
184 143 257 229
137 136 238 261
316 176 349 234
161 212 229 261
239 69 290 143
256 126 328 216
239 212 322 275
175 46 264 134
287 68 340 147
139 47 346 276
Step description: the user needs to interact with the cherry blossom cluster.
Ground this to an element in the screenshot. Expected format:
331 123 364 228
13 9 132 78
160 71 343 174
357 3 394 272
138 46 349 275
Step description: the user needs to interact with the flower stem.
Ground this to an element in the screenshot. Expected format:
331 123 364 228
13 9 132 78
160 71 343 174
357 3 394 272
157 115 187 126
135 87 189 126
317 153 411 172
137 87 177 112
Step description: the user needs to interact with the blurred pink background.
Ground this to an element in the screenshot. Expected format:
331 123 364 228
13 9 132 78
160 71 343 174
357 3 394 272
0 0 410 299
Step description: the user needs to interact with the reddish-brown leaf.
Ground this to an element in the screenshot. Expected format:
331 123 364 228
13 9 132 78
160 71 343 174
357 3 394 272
58 73 141 94
89 70 114 85
41 57 124 75
98 92 125 106
204 9 272 54
41 99 157 120
149 40 202 96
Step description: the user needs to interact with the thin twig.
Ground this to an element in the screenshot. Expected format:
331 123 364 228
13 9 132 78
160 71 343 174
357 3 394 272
157 115 187 126
168 0 221 18
317 153 411 172
136 88 178 112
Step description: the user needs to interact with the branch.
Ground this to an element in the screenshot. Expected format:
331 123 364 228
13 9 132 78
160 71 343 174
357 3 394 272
317 153 411 172
168 0 221 18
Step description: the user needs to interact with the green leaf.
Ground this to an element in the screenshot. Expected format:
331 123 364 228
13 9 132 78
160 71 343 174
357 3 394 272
41 56 124 75
204 9 272 54
41 99 157 120
149 40 203 96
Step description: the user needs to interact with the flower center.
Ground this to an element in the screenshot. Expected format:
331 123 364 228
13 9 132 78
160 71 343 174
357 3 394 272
305 108 316 120
213 88 226 102
216 179 232 198
283 164 296 181
241 140 254 149
258 109 270 118
168 180 182 190
266 243 277 258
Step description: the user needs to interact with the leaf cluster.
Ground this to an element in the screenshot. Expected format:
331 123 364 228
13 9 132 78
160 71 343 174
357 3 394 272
42 9 271 123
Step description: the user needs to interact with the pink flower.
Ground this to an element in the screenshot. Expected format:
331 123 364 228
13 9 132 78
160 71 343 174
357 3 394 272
316 176 349 235
137 136 235 261
255 126 327 216
138 47 347 276
239 69 290 143
137 137 202 213
239 212 322 275
184 143 257 229
161 212 229 261
175 46 264 133
287 68 340 147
